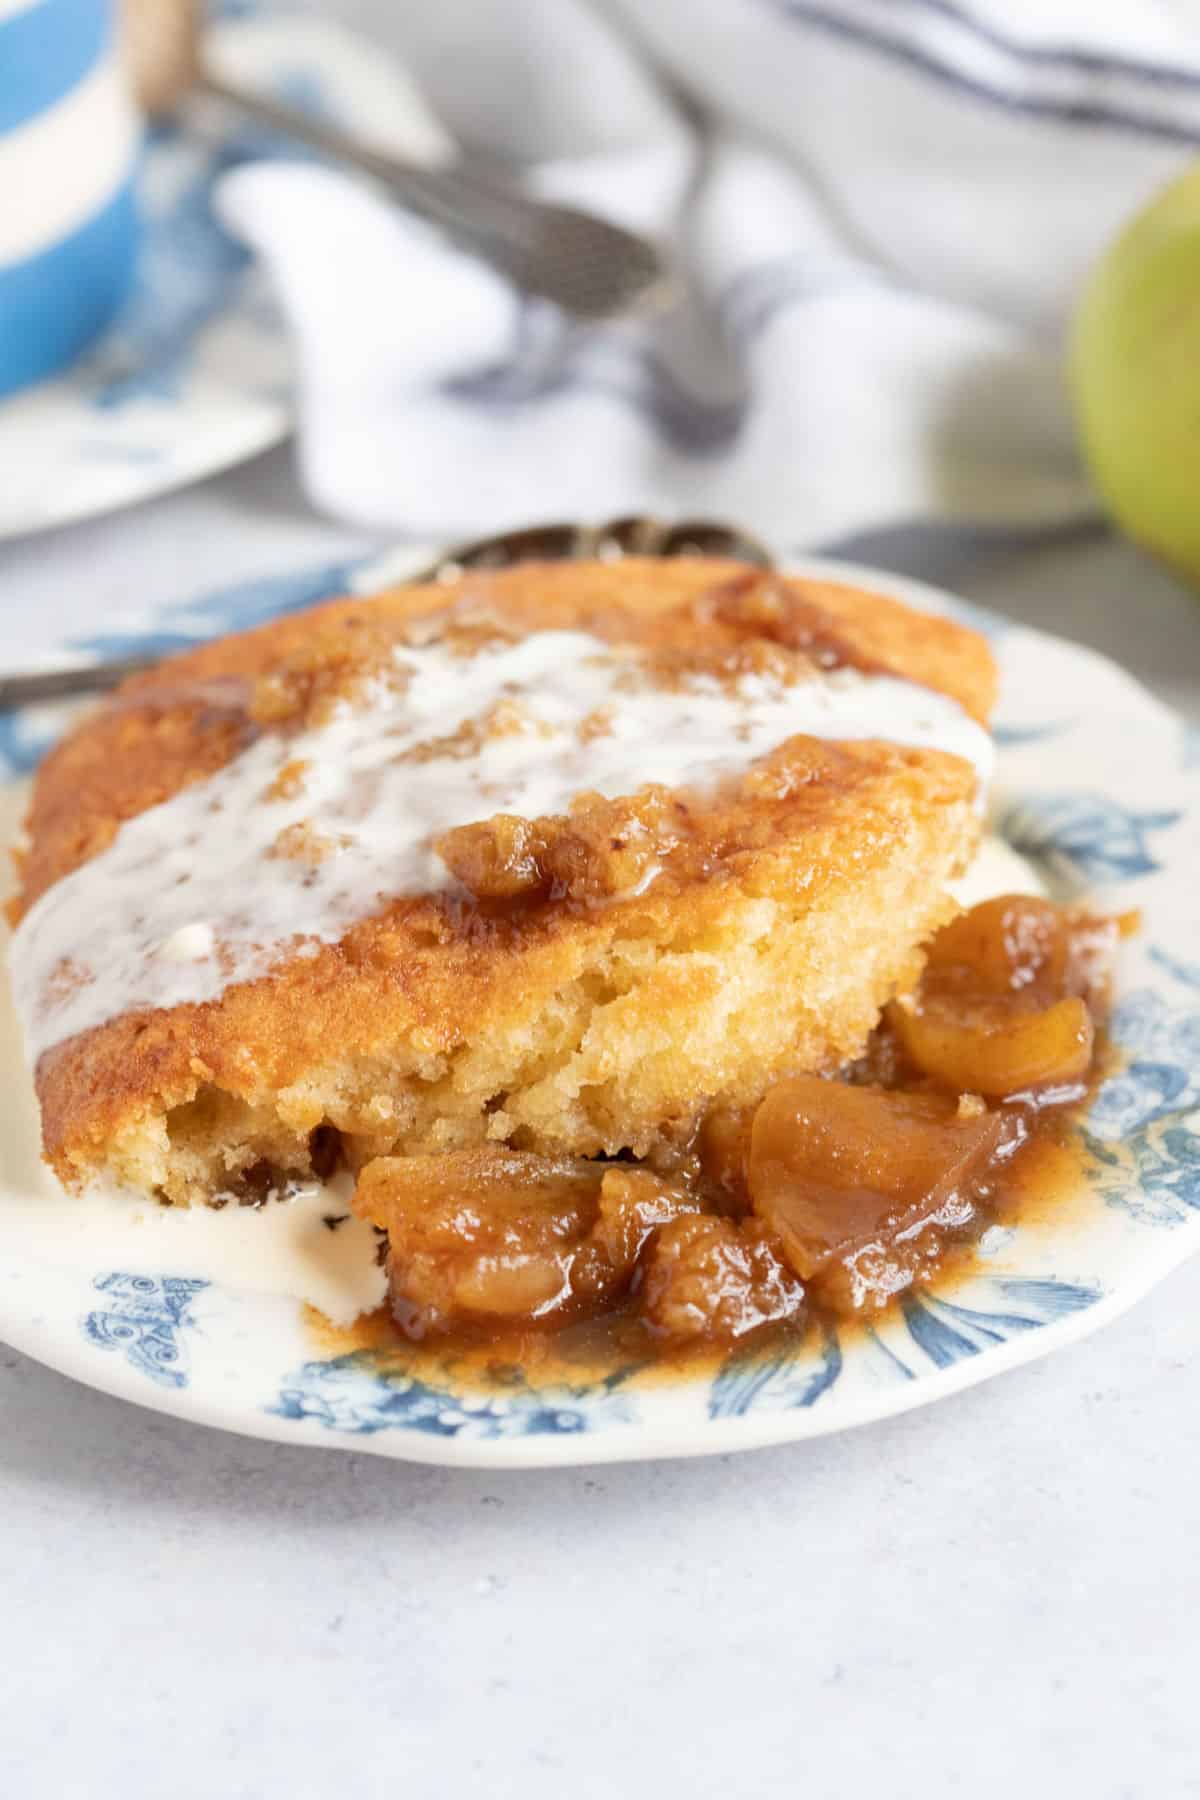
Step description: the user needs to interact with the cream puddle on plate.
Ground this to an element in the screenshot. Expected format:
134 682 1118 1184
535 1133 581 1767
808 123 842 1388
0 782 385 1325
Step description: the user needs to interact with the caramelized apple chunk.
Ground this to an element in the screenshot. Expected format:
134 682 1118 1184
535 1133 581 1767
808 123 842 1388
353 1150 599 1336
640 1215 805 1341
592 1166 703 1268
889 994 1092 1098
695 1106 754 1207
355 1150 699 1337
435 788 684 904
434 815 548 900
887 895 1122 1097
748 1075 1001 1311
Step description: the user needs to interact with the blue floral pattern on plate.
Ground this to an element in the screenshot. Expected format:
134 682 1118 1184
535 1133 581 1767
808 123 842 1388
897 1280 1100 1369
1084 985 1200 1229
703 1278 1101 1419
82 1273 208 1390
991 719 1069 748
997 791 1181 887
271 1353 638 1439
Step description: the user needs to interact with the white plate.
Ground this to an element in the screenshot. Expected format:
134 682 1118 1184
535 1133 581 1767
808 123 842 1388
0 91 289 540
0 16 451 541
0 553 1196 1467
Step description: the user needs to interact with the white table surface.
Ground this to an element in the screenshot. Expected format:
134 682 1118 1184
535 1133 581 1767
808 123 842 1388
2 445 1199 1799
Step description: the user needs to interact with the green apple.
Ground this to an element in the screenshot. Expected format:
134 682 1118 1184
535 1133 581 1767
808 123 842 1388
1070 161 1200 588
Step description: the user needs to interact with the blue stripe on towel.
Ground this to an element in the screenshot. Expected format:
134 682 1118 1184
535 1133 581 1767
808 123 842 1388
765 1 1200 146
0 175 137 399
897 0 1200 91
0 0 113 135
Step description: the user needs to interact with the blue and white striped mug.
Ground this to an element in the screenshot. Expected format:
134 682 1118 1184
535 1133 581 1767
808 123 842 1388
0 0 140 399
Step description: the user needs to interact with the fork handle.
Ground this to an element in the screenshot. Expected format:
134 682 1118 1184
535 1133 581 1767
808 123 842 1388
198 71 671 319
0 518 771 712
0 656 157 711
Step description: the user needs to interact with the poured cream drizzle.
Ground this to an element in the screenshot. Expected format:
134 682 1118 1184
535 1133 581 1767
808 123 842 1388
9 629 993 1062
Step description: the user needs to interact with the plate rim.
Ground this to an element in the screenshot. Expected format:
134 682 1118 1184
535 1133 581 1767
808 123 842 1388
0 1217 1195 1469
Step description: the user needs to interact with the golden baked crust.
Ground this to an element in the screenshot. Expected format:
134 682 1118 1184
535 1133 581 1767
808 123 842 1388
10 557 997 1203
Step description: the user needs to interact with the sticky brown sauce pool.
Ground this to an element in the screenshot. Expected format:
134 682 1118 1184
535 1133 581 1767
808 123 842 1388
305 1043 1111 1398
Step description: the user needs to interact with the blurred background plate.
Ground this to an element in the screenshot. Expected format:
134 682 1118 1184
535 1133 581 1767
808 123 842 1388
0 10 451 541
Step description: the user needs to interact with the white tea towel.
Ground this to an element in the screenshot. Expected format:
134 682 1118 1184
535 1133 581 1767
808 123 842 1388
212 0 1200 549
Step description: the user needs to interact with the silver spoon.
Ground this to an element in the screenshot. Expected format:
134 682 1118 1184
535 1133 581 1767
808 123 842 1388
0 517 773 710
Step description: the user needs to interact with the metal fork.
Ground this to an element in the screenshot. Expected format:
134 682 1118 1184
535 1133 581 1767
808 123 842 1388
0 517 773 711
201 73 676 323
